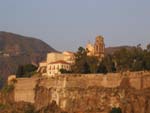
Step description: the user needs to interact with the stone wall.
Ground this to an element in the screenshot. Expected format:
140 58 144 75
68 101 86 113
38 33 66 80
14 71 150 112
14 77 37 103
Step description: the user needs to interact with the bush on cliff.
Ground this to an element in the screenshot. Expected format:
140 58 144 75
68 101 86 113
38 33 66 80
1 84 14 94
0 102 35 113
36 100 66 113
0 104 7 110
110 107 122 113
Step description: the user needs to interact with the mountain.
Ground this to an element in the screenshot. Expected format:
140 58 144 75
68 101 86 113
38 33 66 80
0 31 56 81
105 46 135 55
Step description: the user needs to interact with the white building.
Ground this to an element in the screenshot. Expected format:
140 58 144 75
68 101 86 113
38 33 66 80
37 51 74 77
47 60 71 77
37 61 47 73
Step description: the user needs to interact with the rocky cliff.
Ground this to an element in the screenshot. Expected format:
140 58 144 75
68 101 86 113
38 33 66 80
13 72 150 113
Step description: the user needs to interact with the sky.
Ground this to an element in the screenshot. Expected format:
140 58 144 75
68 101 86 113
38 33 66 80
0 0 150 52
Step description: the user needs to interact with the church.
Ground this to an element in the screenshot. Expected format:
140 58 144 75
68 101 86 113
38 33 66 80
86 35 105 58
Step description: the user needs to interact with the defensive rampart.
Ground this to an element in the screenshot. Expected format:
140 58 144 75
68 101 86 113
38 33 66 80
14 71 150 111
14 77 37 103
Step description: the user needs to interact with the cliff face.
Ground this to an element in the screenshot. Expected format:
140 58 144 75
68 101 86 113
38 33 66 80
14 72 150 113
0 31 56 80
35 85 150 113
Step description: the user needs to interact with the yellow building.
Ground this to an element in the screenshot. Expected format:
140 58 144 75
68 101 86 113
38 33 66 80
47 52 64 64
86 35 105 58
47 60 71 76
86 42 94 56
37 51 74 77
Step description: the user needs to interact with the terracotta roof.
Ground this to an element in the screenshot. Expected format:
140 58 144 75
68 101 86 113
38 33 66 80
49 60 70 65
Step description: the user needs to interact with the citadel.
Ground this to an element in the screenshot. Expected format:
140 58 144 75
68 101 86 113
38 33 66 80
37 35 105 77
6 35 150 113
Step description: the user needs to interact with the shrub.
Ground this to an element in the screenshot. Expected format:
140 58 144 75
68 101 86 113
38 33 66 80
2 84 14 94
110 107 122 113
16 64 37 78
0 104 6 110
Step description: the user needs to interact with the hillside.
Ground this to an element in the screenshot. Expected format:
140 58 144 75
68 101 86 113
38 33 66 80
105 46 135 55
0 31 56 81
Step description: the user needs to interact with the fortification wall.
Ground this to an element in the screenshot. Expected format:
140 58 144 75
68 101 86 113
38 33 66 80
14 77 37 103
14 71 150 105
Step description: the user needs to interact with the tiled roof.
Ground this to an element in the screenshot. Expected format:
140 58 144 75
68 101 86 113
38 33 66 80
49 60 70 65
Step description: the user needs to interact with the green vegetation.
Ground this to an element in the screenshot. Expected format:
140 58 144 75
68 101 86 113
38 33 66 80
0 104 7 110
71 47 91 74
0 75 4 88
2 84 14 94
110 107 122 113
0 31 56 86
16 64 37 78
59 69 72 74
113 44 150 72
72 44 150 74
23 104 35 113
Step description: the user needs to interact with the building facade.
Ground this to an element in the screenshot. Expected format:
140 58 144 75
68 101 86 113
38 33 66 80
37 51 74 77
47 60 71 76
86 35 105 58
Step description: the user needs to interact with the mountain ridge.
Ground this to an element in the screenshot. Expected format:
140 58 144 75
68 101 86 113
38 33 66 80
0 31 57 81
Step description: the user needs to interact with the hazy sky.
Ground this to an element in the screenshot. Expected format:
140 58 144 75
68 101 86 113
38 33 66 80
0 0 150 51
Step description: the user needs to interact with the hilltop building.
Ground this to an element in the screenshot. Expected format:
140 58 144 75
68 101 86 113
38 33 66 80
86 35 105 58
37 36 105 77
47 60 71 76
37 51 74 77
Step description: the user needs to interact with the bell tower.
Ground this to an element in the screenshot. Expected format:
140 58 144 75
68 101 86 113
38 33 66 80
94 35 105 57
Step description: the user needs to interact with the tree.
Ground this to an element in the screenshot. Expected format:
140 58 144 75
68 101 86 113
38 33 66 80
97 61 108 74
143 50 150 70
16 64 37 77
110 107 122 113
147 43 150 52
82 61 90 74
72 47 90 73
23 64 37 75
130 46 144 71
16 65 24 77
113 48 132 71
87 56 99 73
103 55 116 73
0 75 4 89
